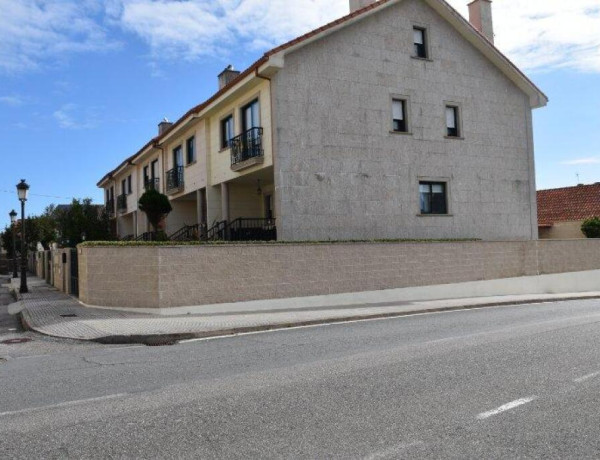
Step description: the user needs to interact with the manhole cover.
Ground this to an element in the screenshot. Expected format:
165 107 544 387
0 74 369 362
60 314 78 318
1 338 32 345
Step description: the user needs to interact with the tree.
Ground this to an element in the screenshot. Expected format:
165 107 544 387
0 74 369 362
581 217 600 239
54 199 112 247
138 189 172 234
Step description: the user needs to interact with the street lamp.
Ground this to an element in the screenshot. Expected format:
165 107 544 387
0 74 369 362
9 209 17 278
16 179 29 294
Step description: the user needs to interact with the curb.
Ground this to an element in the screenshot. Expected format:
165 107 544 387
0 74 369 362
62 294 600 345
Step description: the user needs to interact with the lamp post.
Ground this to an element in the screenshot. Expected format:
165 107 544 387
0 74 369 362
16 179 29 294
9 209 17 278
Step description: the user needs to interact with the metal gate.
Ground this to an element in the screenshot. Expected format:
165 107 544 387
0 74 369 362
70 249 79 297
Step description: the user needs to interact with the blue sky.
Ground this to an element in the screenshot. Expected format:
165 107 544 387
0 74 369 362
1 0 599 229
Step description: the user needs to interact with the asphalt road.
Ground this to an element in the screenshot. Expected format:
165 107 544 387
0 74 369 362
3 298 600 458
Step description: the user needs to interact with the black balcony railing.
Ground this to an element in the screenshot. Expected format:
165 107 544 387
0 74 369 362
166 166 184 192
228 218 276 241
231 127 263 167
117 194 128 212
144 177 160 191
106 199 115 217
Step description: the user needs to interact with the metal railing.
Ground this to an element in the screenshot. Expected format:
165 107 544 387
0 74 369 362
227 218 276 241
230 127 263 166
135 232 160 242
169 224 206 242
166 166 184 192
117 194 128 212
144 177 160 192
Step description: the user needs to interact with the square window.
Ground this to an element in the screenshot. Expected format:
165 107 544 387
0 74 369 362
446 106 459 137
419 181 448 215
413 27 427 58
221 115 234 149
392 99 408 133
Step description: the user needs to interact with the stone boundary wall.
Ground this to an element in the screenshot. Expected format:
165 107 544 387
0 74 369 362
78 240 600 309
29 249 74 295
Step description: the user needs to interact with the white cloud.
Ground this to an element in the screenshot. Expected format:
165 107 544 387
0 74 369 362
561 157 600 165
0 95 25 106
112 0 600 74
0 0 120 74
53 103 100 130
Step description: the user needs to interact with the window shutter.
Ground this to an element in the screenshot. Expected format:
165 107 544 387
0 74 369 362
393 100 404 120
413 28 424 45
446 107 456 128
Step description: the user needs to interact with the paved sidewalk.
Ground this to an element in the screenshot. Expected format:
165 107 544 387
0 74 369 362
9 276 600 344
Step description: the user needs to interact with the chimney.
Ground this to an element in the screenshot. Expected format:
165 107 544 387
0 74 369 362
468 0 494 43
158 118 173 135
218 65 241 90
349 0 376 13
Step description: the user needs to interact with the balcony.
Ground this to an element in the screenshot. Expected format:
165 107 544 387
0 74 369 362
117 194 128 213
166 166 184 193
106 199 115 218
144 177 160 192
230 127 264 171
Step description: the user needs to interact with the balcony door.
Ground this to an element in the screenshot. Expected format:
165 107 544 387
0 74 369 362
242 99 260 132
151 160 158 180
173 146 183 169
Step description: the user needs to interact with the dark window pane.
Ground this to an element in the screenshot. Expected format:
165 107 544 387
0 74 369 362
419 182 447 215
413 28 427 58
186 137 195 164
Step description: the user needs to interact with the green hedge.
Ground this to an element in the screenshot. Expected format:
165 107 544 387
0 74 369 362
79 238 479 248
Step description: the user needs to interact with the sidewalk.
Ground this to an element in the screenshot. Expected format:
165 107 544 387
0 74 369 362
7 276 600 344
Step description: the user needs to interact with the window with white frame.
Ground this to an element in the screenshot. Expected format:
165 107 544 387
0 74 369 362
419 182 448 215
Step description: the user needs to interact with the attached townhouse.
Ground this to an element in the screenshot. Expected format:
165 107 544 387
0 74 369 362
98 0 547 242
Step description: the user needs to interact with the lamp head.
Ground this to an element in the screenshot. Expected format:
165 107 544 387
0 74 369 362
9 209 17 223
16 179 30 202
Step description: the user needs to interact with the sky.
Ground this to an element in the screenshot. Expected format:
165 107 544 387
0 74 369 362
1 0 599 229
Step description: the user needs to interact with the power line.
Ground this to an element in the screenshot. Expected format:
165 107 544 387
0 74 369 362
0 190 79 200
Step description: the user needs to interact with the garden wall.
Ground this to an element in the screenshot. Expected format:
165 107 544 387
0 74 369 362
78 240 600 309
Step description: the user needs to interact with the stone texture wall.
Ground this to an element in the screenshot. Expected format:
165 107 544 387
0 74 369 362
272 0 538 241
78 240 600 309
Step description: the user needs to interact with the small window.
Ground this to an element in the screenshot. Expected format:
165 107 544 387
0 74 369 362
186 136 195 164
143 166 149 183
392 99 408 133
420 182 448 215
173 146 183 168
413 27 427 58
221 115 234 149
127 175 132 194
242 99 260 132
121 179 127 195
446 106 459 137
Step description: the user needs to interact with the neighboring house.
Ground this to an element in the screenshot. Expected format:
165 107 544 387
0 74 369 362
537 183 600 239
98 0 547 241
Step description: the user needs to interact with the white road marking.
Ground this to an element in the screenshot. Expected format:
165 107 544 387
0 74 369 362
0 393 128 417
574 371 600 383
476 397 537 420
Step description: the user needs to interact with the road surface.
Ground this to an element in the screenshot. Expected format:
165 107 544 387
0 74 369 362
2 298 600 458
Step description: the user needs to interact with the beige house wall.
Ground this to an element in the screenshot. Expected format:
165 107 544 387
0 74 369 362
208 79 273 186
78 240 600 309
539 221 585 240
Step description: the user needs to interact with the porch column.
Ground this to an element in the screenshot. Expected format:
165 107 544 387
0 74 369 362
196 189 205 226
221 182 229 222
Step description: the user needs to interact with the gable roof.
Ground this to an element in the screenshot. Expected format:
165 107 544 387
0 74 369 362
537 183 600 226
98 0 548 187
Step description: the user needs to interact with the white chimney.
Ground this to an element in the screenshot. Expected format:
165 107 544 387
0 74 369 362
468 0 494 43
349 0 376 13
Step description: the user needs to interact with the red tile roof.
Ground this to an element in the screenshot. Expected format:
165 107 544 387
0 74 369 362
537 183 600 226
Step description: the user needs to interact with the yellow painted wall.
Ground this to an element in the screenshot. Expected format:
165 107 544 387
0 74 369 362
539 221 586 239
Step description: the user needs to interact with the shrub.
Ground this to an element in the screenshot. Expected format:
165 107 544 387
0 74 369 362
138 190 172 232
581 217 600 238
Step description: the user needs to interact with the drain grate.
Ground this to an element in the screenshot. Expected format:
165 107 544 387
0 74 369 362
1 338 32 345
60 314 78 318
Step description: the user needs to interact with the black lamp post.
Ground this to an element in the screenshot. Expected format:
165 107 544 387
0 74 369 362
16 179 29 294
9 209 17 278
